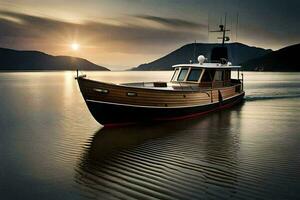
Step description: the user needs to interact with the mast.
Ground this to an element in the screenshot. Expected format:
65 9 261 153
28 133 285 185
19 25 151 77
210 14 230 45
208 14 231 63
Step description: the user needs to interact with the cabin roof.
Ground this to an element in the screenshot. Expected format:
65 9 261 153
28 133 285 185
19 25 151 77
172 63 241 69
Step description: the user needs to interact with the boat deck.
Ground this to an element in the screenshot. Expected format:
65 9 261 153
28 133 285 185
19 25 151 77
121 82 208 91
120 82 232 91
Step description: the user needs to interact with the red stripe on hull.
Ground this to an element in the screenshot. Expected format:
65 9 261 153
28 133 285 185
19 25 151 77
154 97 242 121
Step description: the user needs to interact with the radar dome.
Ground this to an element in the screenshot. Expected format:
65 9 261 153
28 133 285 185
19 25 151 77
198 55 205 64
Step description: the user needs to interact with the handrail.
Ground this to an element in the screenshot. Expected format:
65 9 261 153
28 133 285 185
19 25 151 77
211 82 213 102
82 77 242 93
241 73 244 91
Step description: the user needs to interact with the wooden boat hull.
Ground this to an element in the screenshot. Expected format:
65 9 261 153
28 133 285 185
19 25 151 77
85 93 244 126
77 77 244 126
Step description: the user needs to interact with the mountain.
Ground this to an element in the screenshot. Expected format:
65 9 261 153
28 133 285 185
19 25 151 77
134 43 272 71
241 43 300 71
0 47 109 71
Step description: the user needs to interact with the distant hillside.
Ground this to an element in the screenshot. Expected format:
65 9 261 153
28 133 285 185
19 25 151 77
242 43 300 71
0 48 109 71
134 43 272 71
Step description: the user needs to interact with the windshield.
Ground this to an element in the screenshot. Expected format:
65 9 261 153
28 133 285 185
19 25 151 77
177 68 189 81
187 69 202 82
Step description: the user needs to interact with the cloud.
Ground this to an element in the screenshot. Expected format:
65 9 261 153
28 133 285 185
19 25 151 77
0 10 207 68
134 14 207 30
0 11 206 50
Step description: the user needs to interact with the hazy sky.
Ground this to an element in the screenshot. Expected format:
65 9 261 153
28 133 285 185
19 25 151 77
0 0 299 70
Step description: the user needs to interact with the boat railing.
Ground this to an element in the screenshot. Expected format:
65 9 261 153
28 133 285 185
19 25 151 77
241 73 244 91
182 83 243 93
121 81 243 94
178 82 184 91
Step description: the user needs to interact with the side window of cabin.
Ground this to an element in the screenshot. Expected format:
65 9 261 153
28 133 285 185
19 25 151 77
177 68 189 81
201 70 215 82
214 71 224 81
171 68 180 81
187 69 202 82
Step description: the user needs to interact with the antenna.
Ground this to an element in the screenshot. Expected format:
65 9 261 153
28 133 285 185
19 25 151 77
230 16 233 42
236 12 239 41
193 40 196 63
208 13 210 42
223 13 227 44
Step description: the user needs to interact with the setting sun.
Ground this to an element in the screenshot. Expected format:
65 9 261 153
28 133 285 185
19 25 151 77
71 43 80 51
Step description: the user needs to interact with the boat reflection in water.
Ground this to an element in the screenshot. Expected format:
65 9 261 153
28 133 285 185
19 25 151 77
74 103 247 199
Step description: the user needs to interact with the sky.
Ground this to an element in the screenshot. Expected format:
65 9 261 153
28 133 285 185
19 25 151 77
0 0 299 70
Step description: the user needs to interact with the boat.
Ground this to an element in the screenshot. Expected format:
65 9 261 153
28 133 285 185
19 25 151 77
77 22 245 127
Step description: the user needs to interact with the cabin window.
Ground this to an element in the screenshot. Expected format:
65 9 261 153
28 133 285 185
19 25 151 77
171 68 180 81
94 88 109 94
214 71 224 81
177 68 189 81
187 69 202 82
201 70 215 82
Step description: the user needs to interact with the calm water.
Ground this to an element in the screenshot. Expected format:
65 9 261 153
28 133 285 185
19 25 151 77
0 71 300 200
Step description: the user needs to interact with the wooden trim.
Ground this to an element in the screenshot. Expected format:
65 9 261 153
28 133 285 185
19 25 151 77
171 68 179 82
86 92 244 109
